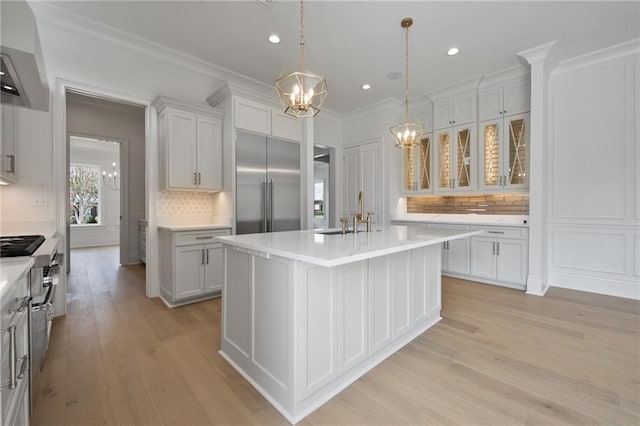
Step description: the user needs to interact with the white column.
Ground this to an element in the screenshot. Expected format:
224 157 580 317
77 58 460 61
517 42 556 296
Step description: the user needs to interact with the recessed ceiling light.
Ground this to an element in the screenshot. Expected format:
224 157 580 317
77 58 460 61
268 34 281 44
447 47 460 56
361 84 371 90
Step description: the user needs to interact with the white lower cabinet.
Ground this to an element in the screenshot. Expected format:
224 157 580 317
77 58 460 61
159 228 231 305
394 221 529 290
470 229 528 288
427 224 471 275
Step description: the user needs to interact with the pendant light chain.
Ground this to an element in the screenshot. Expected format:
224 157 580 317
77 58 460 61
404 23 409 122
299 0 305 73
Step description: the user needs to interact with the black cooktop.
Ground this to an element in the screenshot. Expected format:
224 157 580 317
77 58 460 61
0 235 45 257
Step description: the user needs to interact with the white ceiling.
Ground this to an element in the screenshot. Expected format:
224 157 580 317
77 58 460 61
50 1 639 114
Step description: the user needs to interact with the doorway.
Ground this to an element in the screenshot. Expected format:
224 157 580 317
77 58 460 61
68 136 123 256
313 146 332 230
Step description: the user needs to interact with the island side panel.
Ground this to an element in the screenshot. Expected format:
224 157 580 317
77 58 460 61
252 255 293 405
292 247 443 423
222 247 252 363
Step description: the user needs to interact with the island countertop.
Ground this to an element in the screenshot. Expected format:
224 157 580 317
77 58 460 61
215 225 480 268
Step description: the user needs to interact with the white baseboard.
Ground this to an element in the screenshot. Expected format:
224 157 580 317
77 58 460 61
549 271 640 300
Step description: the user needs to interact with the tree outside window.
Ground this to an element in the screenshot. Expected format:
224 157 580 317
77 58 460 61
70 164 101 225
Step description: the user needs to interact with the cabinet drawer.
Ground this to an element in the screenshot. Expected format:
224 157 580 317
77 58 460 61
471 226 527 240
427 223 471 232
0 309 29 421
174 229 231 246
1 271 29 332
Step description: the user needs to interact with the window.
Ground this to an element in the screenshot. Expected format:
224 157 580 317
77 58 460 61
70 164 101 225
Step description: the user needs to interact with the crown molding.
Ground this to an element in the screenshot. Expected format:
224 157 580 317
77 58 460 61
207 82 280 109
30 2 274 95
551 38 640 77
427 76 483 100
152 95 224 118
343 97 399 121
478 65 530 89
517 41 557 66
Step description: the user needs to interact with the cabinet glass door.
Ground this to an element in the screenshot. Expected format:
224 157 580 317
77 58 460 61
402 147 415 191
455 127 472 188
417 135 431 191
482 122 500 188
507 117 527 186
436 131 450 190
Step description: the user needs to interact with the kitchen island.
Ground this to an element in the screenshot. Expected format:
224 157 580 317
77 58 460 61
216 225 480 423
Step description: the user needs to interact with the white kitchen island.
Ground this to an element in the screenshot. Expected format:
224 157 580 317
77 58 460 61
216 225 480 423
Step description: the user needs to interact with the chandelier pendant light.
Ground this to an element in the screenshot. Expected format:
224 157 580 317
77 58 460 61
390 17 424 149
274 0 328 118
102 162 120 191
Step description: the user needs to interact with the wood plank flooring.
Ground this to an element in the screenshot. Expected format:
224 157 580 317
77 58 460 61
31 246 640 425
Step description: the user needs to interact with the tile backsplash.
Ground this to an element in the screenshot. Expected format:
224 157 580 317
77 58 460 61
407 194 529 215
157 191 214 217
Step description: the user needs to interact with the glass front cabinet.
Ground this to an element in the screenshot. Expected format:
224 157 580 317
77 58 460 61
401 134 433 194
435 124 476 192
479 113 529 191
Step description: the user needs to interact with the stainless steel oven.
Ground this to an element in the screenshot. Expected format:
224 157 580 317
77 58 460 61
29 249 62 394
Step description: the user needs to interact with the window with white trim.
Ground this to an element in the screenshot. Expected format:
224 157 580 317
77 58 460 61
69 164 101 225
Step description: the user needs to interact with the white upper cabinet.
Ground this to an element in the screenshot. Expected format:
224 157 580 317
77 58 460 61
479 79 530 122
0 105 16 184
154 96 224 192
433 89 477 130
234 96 303 142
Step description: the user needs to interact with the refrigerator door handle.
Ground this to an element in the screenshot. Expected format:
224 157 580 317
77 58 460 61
261 178 268 233
269 178 274 232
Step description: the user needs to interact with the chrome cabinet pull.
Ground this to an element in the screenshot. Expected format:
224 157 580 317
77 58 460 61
201 249 205 265
193 172 197 185
488 231 504 234
1 325 17 390
198 172 202 185
492 241 496 255
195 236 213 240
206 249 210 264
17 355 28 380
6 154 15 173
496 242 500 256
8 296 30 314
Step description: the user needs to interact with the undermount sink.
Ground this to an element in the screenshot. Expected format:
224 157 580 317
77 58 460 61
316 230 354 235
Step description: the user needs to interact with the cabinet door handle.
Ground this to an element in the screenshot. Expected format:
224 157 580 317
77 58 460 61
488 231 504 234
6 155 15 173
17 355 28 381
193 172 197 185
195 236 213 240
496 242 500 256
0 325 18 390
492 241 496 255
201 249 205 265
206 248 209 264
198 172 201 185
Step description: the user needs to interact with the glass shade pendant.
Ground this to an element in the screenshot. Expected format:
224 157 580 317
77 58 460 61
274 0 327 118
390 17 423 149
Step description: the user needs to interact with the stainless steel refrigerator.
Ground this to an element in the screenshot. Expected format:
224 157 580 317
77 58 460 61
236 131 301 234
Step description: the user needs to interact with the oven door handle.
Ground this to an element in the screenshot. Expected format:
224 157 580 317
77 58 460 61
31 285 55 311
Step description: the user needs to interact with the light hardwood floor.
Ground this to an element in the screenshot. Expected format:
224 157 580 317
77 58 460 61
31 246 639 425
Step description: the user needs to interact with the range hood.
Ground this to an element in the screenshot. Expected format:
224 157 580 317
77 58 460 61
1 0 49 112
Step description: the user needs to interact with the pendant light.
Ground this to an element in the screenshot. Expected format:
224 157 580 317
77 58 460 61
390 17 423 149
274 0 328 118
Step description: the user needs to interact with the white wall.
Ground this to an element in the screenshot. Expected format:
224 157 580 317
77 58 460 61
69 137 120 248
66 94 145 263
0 104 55 234
342 99 401 225
546 41 639 299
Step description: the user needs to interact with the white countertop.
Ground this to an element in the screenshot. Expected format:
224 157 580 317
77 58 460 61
158 223 232 231
391 213 529 227
215 226 481 268
0 257 33 300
